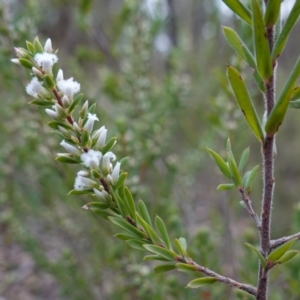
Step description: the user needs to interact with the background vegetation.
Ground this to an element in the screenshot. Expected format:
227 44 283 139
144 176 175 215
1 0 300 299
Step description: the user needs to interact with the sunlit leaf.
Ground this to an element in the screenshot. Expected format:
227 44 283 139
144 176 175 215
267 239 297 263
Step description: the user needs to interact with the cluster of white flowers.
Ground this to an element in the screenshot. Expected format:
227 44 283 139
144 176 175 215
12 38 122 202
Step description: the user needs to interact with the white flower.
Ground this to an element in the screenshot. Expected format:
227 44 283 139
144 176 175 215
80 149 102 169
60 140 81 155
93 188 111 201
34 52 58 73
57 77 80 97
74 172 97 190
45 108 58 119
26 77 47 97
95 126 107 149
111 162 121 183
44 38 53 53
56 69 64 82
11 58 21 65
101 151 116 174
84 113 99 134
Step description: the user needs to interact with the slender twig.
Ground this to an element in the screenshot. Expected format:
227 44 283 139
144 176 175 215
270 233 300 250
177 257 257 296
239 188 261 231
257 9 276 300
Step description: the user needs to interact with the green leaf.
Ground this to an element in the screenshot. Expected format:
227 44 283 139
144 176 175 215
245 243 267 268
264 0 282 28
136 213 161 245
26 41 35 54
174 238 186 257
115 233 141 241
267 238 297 263
244 164 259 194
251 0 273 81
277 250 298 264
48 120 72 130
91 209 114 220
206 148 231 179
88 103 96 114
227 152 243 188
265 55 300 135
187 277 217 289
55 155 80 164
33 37 44 53
143 255 169 262
289 99 300 109
19 58 34 69
217 183 235 191
44 74 55 89
155 216 172 250
154 263 176 273
68 93 83 113
291 86 300 101
80 129 90 147
113 172 127 191
238 147 250 172
138 199 152 227
83 201 111 210
227 66 264 142
108 216 147 239
68 189 93 195
222 0 252 25
143 244 177 261
124 187 136 223
110 190 128 218
272 0 300 60
29 99 54 106
125 239 147 251
119 157 129 169
176 263 197 273
101 137 117 154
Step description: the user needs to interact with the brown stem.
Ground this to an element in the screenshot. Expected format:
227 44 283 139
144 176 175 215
177 257 257 296
257 19 276 300
270 233 300 250
239 188 261 230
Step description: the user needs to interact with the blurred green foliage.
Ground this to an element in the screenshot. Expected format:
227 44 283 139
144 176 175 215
1 0 300 299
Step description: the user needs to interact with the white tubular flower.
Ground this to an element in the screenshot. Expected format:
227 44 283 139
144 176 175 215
62 95 71 107
44 38 53 53
80 149 102 169
101 151 116 174
93 188 111 201
26 77 47 97
45 108 58 119
60 140 81 155
57 77 80 98
56 69 64 82
95 126 107 149
74 173 97 191
34 52 58 74
73 122 81 134
111 162 121 183
11 58 21 65
84 113 99 134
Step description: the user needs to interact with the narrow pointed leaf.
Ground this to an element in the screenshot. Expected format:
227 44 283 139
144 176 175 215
138 199 152 227
113 173 127 191
115 233 140 241
155 216 172 250
264 0 282 28
227 152 243 187
245 243 266 268
56 155 80 164
108 216 146 239
187 277 217 289
222 0 252 25
136 213 161 245
217 183 235 191
143 255 169 261
206 148 231 179
29 99 54 106
154 263 176 273
176 263 197 273
124 187 137 223
272 0 300 60
267 238 297 263
101 137 117 154
244 164 259 194
68 189 93 195
277 250 298 264
174 238 186 257
227 66 264 141
125 239 147 251
265 56 300 135
91 209 114 219
178 237 187 252
238 147 250 172
143 244 177 261
110 190 129 218
289 99 300 109
68 93 83 113
251 0 272 81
